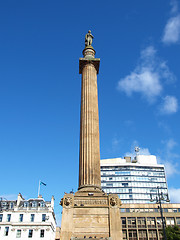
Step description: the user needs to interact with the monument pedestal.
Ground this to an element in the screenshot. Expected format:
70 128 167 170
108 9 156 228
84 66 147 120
60 190 122 240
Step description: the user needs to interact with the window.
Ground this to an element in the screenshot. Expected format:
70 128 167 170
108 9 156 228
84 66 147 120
10 202 14 209
24 202 28 207
32 201 37 208
128 217 136 228
40 229 45 238
157 217 163 228
139 230 147 240
41 202 45 207
7 214 11 222
120 208 125 212
0 214 3 222
28 229 33 238
123 230 127 239
4 227 9 236
30 214 35 222
19 214 23 222
148 230 157 240
42 214 46 222
166 217 175 225
16 229 21 238
121 217 126 228
147 217 156 228
129 189 132 193
122 183 128 187
106 183 113 187
128 230 137 239
176 217 180 225
137 217 146 228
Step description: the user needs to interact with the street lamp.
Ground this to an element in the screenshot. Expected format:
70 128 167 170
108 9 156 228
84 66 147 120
150 186 170 240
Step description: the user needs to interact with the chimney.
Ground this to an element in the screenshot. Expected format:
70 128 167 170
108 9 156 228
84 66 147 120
17 193 24 207
51 196 55 209
124 156 131 163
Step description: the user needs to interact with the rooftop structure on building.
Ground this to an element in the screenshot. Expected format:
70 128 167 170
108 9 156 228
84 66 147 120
101 154 169 204
0 193 56 240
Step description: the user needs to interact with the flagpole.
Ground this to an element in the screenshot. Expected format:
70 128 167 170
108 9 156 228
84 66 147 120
38 180 41 197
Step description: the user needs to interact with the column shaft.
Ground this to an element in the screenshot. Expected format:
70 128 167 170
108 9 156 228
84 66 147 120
79 62 101 189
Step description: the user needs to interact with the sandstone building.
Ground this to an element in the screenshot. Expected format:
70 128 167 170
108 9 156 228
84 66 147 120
0 193 56 240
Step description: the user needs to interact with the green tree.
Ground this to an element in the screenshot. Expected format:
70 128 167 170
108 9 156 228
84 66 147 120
162 225 180 240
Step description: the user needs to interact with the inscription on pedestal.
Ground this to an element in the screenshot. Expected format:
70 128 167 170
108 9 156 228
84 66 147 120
74 199 108 206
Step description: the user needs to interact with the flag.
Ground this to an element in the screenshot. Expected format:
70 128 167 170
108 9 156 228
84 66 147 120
40 181 47 186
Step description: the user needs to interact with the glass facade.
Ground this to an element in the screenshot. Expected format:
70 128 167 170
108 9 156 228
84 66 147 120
101 156 169 203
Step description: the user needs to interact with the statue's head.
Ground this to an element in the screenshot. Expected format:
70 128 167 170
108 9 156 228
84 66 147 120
88 30 91 33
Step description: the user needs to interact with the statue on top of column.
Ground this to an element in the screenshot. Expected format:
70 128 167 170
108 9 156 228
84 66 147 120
85 30 94 47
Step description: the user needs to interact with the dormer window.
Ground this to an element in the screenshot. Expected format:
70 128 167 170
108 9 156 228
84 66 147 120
10 202 14 209
32 201 37 208
24 202 28 207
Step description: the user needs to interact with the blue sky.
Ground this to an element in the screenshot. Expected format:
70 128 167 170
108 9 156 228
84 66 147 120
0 0 180 225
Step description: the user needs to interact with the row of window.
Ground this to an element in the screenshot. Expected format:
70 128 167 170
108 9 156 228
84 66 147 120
101 176 166 182
0 214 47 223
121 217 180 228
102 182 167 188
0 202 15 209
101 166 164 172
122 229 161 240
4 227 45 238
102 187 167 194
0 201 46 210
23 201 46 208
120 208 180 213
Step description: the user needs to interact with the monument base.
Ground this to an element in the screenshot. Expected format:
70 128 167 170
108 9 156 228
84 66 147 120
60 188 122 240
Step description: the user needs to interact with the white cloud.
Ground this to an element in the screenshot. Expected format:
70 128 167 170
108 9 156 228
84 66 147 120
118 70 162 102
162 14 180 44
139 148 151 155
112 137 120 152
160 95 178 114
170 0 179 14
163 161 179 177
166 138 177 151
117 46 175 103
169 188 180 202
157 138 179 177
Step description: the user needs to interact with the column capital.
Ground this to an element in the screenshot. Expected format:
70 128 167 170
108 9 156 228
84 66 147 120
79 58 100 74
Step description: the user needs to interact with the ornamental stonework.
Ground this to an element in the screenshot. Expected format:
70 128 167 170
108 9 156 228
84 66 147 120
74 199 108 207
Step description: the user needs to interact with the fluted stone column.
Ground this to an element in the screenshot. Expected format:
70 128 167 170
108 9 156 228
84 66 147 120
78 46 101 190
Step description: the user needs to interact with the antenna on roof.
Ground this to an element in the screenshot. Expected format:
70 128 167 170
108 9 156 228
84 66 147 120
135 146 140 156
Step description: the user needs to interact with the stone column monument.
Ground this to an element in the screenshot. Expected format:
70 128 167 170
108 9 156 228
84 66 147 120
60 31 122 240
79 30 101 191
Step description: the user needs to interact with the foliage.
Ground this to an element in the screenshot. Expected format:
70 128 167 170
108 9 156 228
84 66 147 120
163 225 180 240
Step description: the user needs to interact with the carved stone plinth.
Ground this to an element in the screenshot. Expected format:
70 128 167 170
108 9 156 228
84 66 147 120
60 191 122 240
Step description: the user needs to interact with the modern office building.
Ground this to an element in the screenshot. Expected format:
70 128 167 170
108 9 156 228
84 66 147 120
0 193 56 240
120 203 180 240
101 154 169 204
